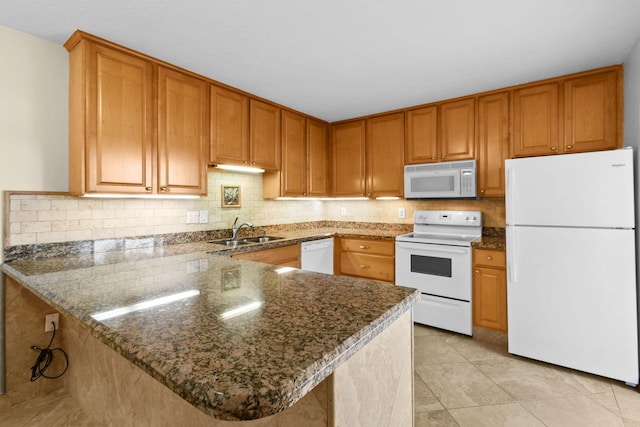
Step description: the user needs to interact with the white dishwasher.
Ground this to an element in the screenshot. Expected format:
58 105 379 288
300 238 334 274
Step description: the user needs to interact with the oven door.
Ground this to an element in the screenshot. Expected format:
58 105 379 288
395 240 471 301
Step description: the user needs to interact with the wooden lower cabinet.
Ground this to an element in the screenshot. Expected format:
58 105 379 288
337 237 395 282
232 244 300 268
472 248 507 332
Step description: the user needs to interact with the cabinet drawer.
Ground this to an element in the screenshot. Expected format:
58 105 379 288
232 244 300 267
473 249 506 269
340 238 394 256
340 253 394 282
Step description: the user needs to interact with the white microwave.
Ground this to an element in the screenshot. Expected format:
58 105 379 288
404 160 477 199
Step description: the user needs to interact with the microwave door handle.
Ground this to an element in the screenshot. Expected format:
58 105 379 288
396 242 468 255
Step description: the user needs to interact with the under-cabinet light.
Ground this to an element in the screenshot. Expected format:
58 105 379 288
375 197 401 200
91 290 200 321
274 197 369 201
82 193 200 199
219 301 263 320
214 164 265 173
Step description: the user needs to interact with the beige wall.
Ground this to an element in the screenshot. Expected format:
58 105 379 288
0 26 69 261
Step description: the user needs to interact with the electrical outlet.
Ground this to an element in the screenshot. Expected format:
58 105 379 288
186 211 199 224
398 207 406 219
199 210 209 224
45 313 59 332
340 207 347 216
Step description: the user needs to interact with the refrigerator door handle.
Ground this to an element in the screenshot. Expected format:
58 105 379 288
506 168 515 225
507 226 517 283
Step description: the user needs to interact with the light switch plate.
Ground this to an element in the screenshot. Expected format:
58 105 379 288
399 207 406 219
340 207 347 216
199 210 208 223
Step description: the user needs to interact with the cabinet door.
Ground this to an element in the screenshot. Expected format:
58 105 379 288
210 85 249 165
366 112 405 198
307 119 330 197
250 100 281 170
157 66 209 195
81 42 154 194
564 70 619 153
439 98 475 161
405 106 438 164
281 110 307 196
332 120 366 197
473 267 507 332
477 92 510 197
232 244 300 267
512 83 559 157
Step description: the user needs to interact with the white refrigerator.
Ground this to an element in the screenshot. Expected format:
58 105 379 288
505 148 639 385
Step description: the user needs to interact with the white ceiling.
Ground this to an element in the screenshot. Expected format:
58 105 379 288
2 0 640 122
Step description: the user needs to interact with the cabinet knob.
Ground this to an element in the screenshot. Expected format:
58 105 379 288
486 255 492 261
243 160 248 164
160 187 168 192
475 269 480 274
360 264 369 269
359 245 369 249
551 146 557 151
480 189 485 194
441 155 446 159
431 157 436 160
145 187 152 191
252 161 256 165
566 145 572 149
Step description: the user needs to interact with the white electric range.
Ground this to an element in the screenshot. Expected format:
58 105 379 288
395 210 482 335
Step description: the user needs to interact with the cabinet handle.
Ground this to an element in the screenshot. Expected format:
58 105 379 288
160 187 168 192
145 187 152 191
551 146 557 151
359 245 369 249
360 264 369 269
566 145 572 149
486 255 492 261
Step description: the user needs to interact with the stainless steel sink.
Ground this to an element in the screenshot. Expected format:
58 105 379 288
209 236 283 247
243 236 283 243
209 239 251 248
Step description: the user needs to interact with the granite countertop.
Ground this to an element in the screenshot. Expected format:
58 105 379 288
472 235 507 251
1 229 418 421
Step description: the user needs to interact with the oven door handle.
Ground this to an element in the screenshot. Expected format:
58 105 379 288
396 242 468 254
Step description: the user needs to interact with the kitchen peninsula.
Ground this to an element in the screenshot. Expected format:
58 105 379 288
1 238 418 426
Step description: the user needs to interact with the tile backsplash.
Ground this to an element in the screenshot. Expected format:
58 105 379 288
5 170 505 248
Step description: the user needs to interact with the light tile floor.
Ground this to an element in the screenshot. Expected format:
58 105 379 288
3 324 640 426
414 324 640 427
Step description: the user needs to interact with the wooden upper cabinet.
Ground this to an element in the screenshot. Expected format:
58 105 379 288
405 106 438 164
280 110 307 196
68 40 155 195
66 31 207 196
209 85 249 166
332 120 366 197
512 83 560 157
477 92 510 197
250 99 281 170
366 113 405 198
157 67 209 195
439 98 475 161
564 70 620 153
307 119 330 197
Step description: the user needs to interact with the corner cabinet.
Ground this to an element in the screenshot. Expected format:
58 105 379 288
332 120 366 197
65 31 208 196
472 248 507 332
263 113 330 198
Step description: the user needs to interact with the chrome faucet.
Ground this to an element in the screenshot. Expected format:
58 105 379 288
231 217 254 240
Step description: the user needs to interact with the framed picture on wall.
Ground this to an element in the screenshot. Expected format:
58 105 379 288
222 185 241 208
